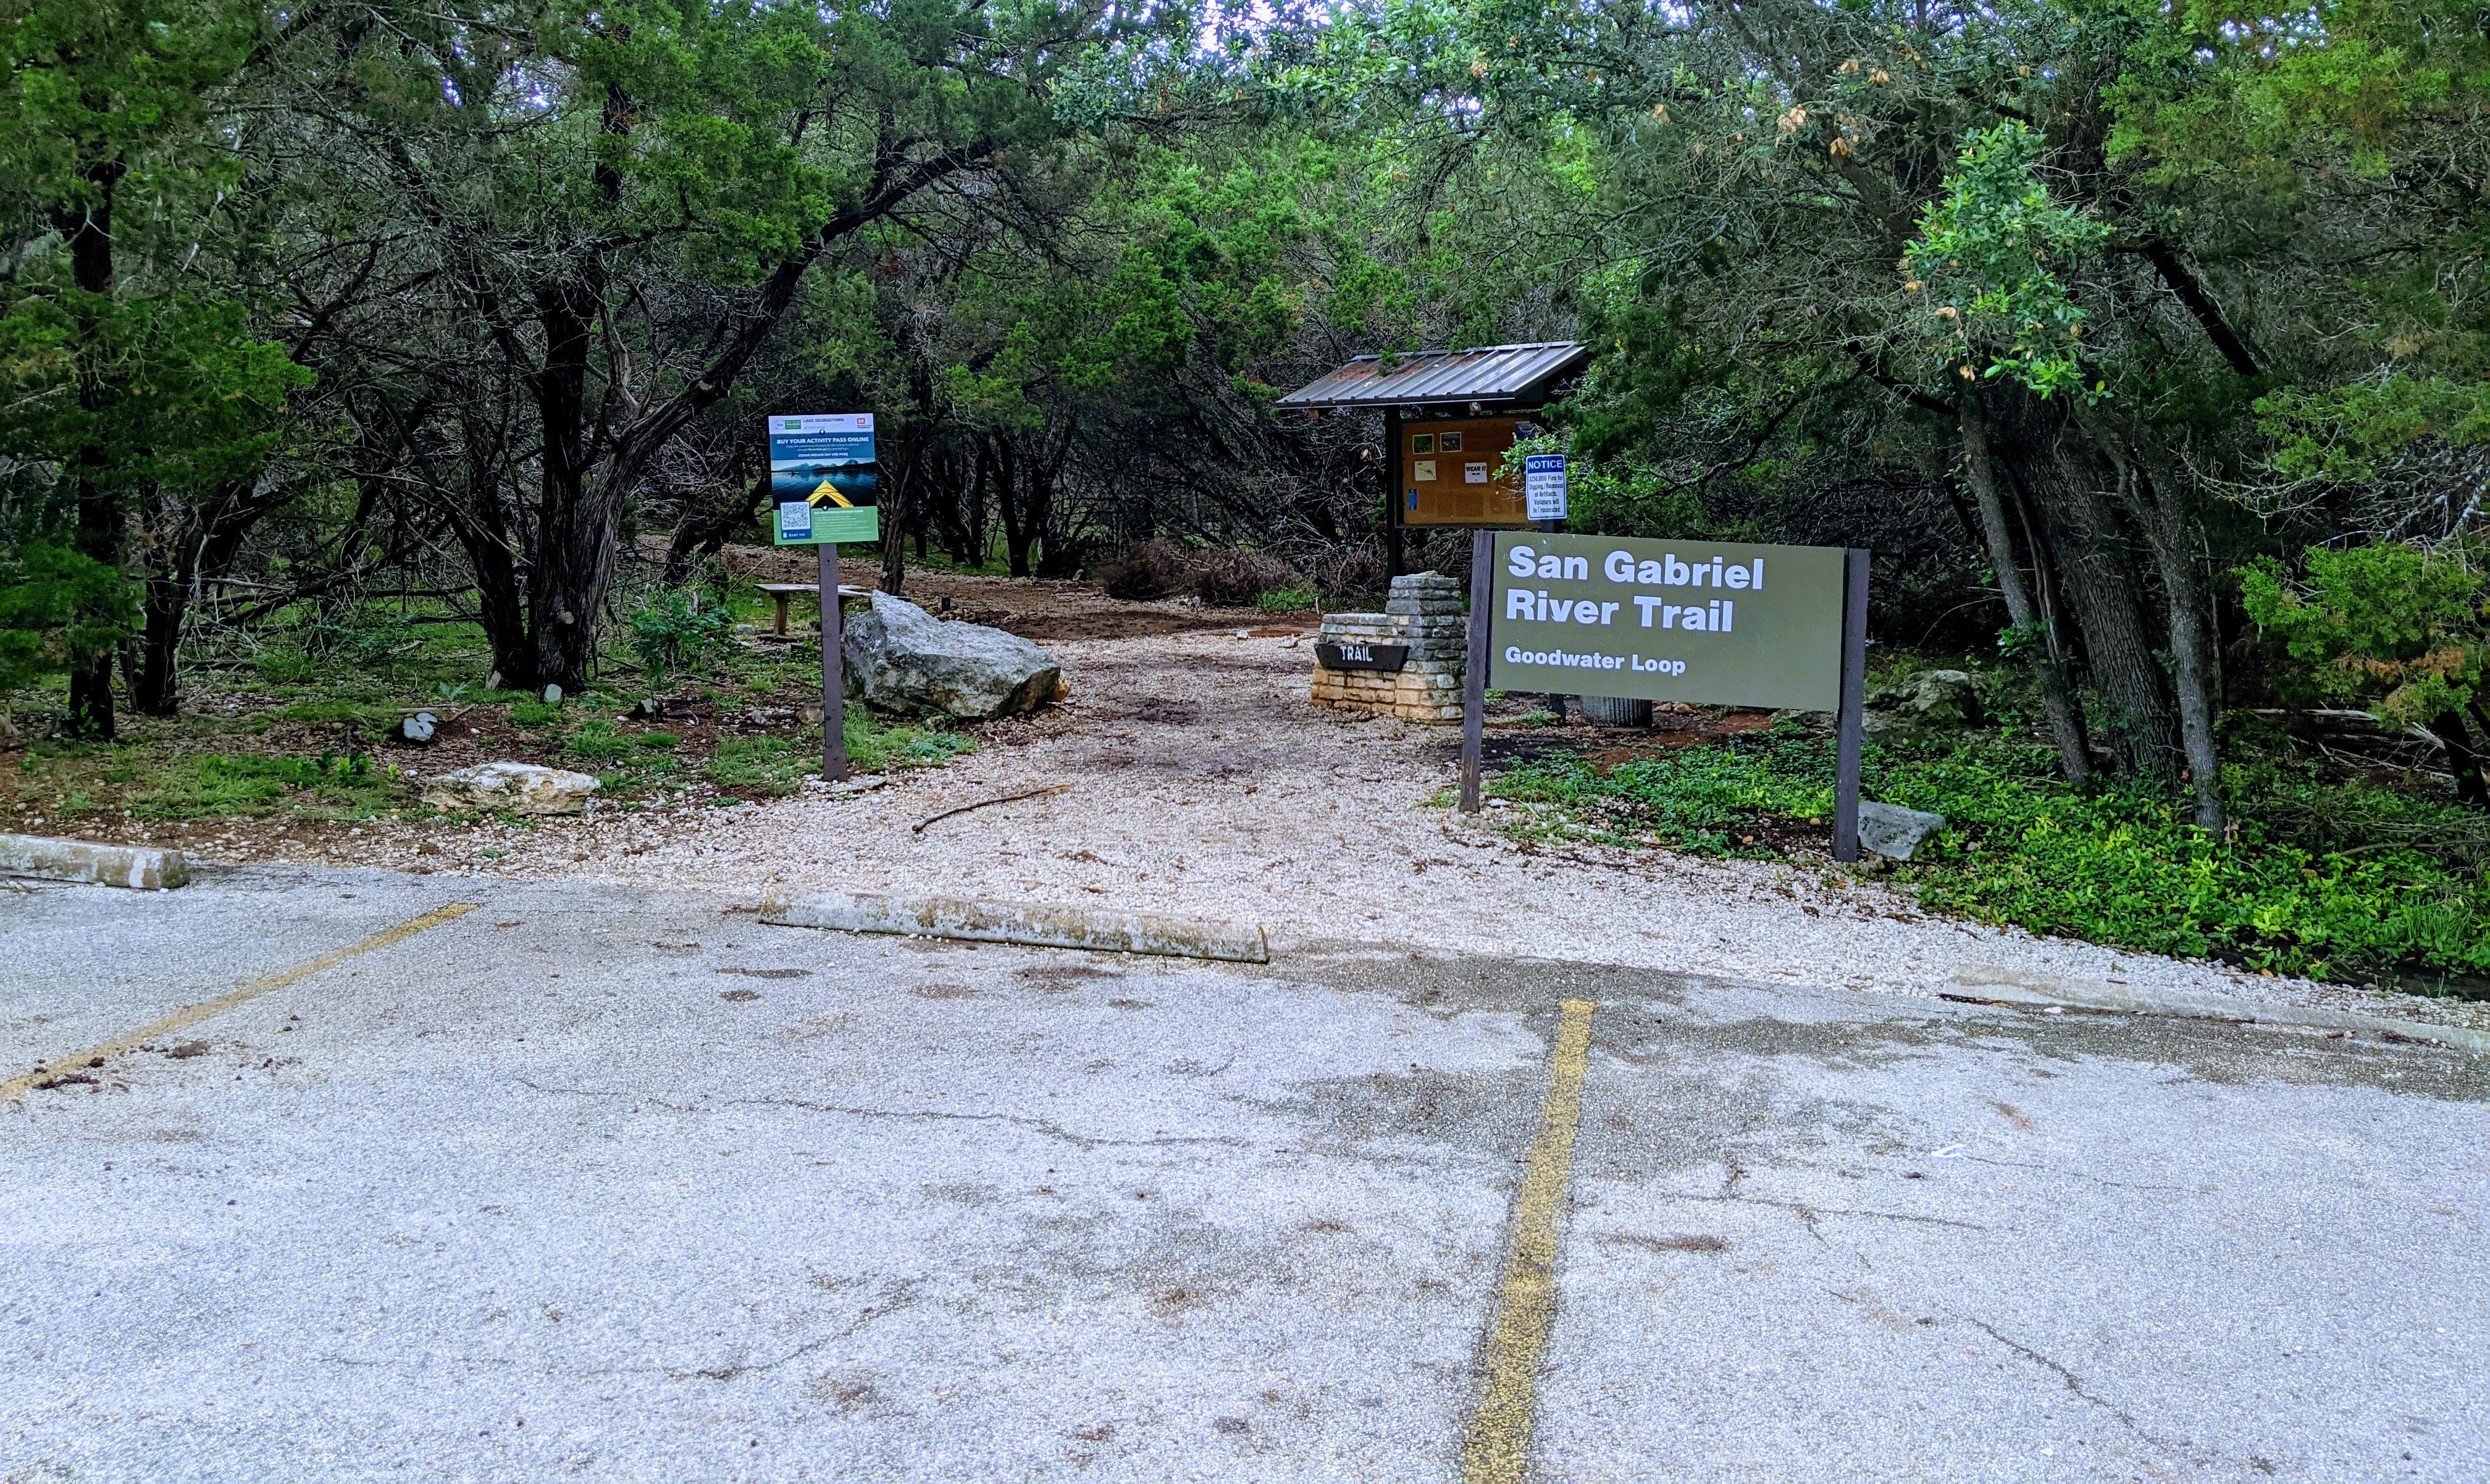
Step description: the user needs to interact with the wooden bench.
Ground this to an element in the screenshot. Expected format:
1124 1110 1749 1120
757 582 874 635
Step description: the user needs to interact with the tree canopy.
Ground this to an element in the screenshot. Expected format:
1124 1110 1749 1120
4 0 2486 810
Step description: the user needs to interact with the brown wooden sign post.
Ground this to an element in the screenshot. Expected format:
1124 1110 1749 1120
1459 532 1871 861
818 543 848 782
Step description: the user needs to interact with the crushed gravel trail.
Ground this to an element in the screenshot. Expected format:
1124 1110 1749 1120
391 623 2490 1039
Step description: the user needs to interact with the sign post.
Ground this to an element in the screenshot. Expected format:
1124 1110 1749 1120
769 414 879 784
1461 530 1493 813
1834 547 1870 863
1457 532 1869 860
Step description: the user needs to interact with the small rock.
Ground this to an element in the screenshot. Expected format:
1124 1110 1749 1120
542 684 564 706
400 711 437 745
486 670 503 691
422 761 602 816
1858 800 1947 860
1866 669 1982 728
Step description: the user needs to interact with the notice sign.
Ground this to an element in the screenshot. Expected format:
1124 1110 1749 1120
769 413 878 544
1486 532 1846 710
1524 454 1567 521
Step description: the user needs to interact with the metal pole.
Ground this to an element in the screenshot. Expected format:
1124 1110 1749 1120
1833 547 1870 861
1532 511 1565 724
1460 528 1492 812
820 540 849 782
1384 407 1404 579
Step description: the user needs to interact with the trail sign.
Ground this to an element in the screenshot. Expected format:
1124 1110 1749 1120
768 413 878 544
1460 530 1871 860
766 411 876 783
1486 534 1844 710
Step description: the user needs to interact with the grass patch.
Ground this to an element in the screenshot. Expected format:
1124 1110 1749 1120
562 720 635 762
1486 731 2490 987
703 708 977 795
123 752 408 821
705 735 809 795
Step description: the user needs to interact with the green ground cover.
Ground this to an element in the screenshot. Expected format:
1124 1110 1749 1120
3 590 978 826
1481 727 2489 991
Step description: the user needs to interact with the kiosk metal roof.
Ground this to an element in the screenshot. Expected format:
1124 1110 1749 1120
1277 341 1590 411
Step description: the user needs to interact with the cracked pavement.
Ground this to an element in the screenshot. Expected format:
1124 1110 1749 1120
4 865 2487 1481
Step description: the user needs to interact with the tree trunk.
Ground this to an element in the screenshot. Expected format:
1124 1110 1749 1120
59 154 127 740
521 287 602 690
2434 710 2490 809
133 504 205 718
2103 438 2228 828
1960 398 2090 781
440 421 534 688
996 434 1038 578
880 437 920 597
1992 407 2179 779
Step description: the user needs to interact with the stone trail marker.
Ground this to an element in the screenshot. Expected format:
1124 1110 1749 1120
1461 530 1871 861
1310 571 1469 724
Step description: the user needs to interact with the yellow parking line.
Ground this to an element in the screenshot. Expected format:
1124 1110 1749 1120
2 902 479 1102
1462 997 1597 1484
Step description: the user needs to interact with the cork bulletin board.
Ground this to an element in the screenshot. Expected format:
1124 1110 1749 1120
1401 417 1536 526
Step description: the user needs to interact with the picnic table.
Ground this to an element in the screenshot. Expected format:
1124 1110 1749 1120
756 582 874 636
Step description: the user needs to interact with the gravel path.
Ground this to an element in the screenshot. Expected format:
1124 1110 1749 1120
398 624 2490 1039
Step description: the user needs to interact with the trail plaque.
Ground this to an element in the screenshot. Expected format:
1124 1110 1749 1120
1461 531 1871 858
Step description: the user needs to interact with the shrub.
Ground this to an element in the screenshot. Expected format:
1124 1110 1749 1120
304 605 419 668
1257 585 1320 613
628 587 737 680
1097 540 1194 600
1193 547 1297 606
0 542 137 693
1315 547 1390 611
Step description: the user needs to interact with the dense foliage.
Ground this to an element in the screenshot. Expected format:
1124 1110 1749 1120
2 0 2484 972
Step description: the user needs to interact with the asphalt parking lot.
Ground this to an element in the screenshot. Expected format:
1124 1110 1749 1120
4 865 2487 1482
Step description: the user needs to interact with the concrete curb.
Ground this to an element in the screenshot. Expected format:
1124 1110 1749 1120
1945 964 2490 1057
761 889 1269 964
0 833 190 890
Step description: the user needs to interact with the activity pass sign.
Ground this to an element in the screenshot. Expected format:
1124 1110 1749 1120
1486 532 1847 711
769 413 878 545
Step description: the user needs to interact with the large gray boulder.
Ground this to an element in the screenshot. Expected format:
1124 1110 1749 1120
843 591 1063 719
422 761 600 816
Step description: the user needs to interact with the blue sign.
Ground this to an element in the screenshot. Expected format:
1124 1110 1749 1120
1524 453 1568 522
768 413 878 543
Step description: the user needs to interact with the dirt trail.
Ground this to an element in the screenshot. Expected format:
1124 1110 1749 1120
429 618 2488 1036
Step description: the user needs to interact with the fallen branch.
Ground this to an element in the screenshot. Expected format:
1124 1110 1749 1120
912 783 1070 835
